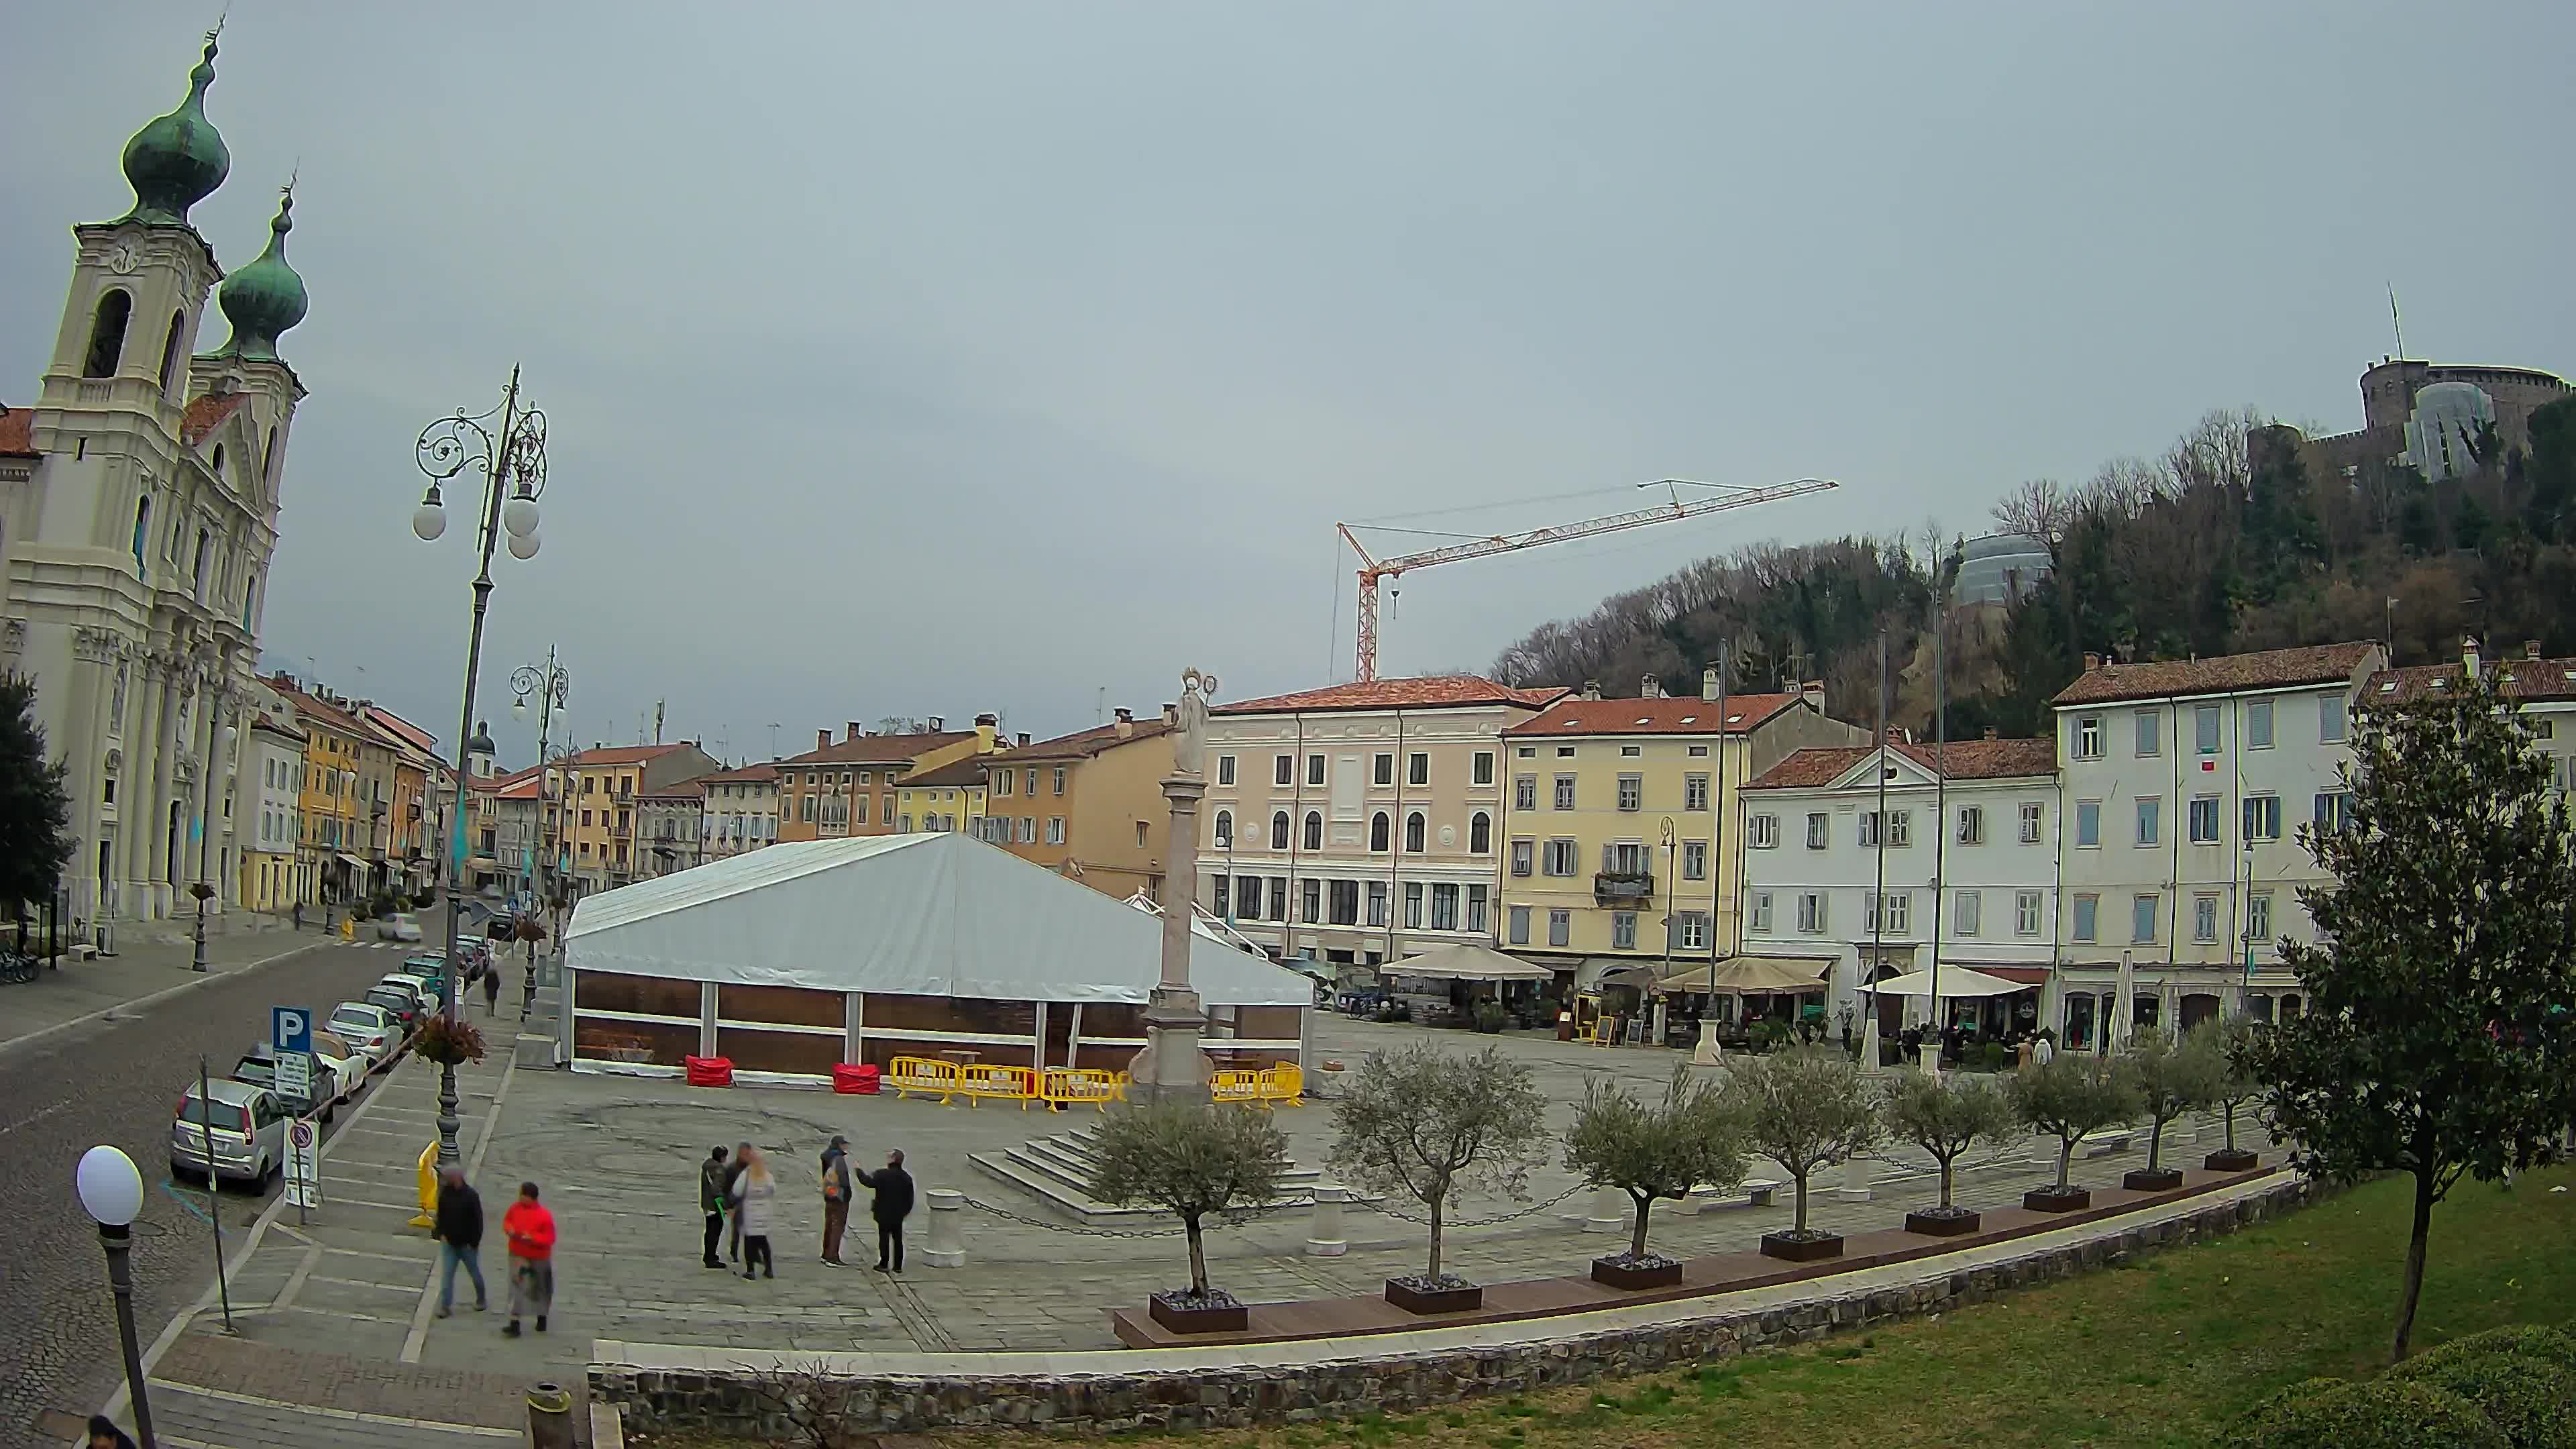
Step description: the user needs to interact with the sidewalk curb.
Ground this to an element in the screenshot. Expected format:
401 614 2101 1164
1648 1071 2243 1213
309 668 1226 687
0 939 330 1065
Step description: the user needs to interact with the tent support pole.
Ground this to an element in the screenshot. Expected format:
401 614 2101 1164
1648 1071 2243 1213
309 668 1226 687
699 982 718 1059
1067 1004 1084 1074
845 992 863 1068
1032 1001 1049 1077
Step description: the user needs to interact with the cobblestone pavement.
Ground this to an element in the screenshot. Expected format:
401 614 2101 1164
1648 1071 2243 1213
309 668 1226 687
0 938 436 1449
108 1012 2285 1441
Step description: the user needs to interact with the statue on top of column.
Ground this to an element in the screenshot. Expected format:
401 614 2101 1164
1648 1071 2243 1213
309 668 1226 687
1172 667 1219 777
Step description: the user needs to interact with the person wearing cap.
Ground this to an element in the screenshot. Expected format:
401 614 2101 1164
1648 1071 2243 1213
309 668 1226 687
818 1134 854 1266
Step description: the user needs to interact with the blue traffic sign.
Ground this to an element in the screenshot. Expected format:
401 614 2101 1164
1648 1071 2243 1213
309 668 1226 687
272 1006 312 1056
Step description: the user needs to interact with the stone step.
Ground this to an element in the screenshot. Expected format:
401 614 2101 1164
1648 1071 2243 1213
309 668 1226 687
965 1148 1322 1224
1007 1135 1322 1198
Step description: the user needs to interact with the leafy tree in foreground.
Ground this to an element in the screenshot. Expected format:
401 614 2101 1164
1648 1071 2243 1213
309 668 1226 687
1880 1069 2015 1214
1725 1047 1883 1236
2241 667 2576 1362
1328 1044 1550 1286
1089 1102 1289 1303
2123 1026 2226 1175
2007 1053 2139 1195
0 674 74 919
1562 1065 1746 1262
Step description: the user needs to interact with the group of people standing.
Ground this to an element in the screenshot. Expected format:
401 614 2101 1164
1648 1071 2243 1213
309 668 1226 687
700 1135 914 1276
429 1167 557 1337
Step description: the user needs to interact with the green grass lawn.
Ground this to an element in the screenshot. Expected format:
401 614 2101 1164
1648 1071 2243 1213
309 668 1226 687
645 1165 2574 1449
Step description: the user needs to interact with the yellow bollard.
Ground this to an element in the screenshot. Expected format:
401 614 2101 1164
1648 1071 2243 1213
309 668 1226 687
341 917 356 943
410 1142 437 1229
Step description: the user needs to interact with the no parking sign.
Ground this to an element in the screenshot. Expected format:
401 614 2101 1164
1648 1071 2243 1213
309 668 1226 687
286 1119 321 1208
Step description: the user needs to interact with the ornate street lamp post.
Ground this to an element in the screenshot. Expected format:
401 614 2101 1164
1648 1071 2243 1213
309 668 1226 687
411 368 549 1167
191 714 237 973
512 651 569 1017
76 1145 156 1448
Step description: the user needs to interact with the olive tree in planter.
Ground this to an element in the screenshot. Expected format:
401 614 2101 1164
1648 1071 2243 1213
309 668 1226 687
1725 1047 1884 1262
1562 1065 1745 1288
2202 1020 2265 1172
2006 1053 2139 1212
1088 1101 1290 1334
1881 1069 2016 1236
2120 1026 2226 1191
1328 1043 1549 1313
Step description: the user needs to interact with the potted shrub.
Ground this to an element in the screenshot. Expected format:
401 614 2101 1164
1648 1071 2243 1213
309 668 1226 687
1088 1102 1289 1334
1727 1047 1884 1261
2202 1020 2264 1172
1562 1066 1744 1289
1329 1043 1549 1313
2121 1026 2224 1191
1882 1069 2016 1236
1471 1000 1509 1034
2006 1053 2139 1212
413 1012 487 1068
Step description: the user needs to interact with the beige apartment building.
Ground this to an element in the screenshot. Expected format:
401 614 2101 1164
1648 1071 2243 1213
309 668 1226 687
1197 676 1565 969
698 762 780 860
982 707 1177 901
1499 672 1862 981
772 716 1000 843
555 741 720 897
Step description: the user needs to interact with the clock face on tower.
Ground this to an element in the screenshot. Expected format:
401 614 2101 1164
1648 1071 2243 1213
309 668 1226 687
105 240 141 274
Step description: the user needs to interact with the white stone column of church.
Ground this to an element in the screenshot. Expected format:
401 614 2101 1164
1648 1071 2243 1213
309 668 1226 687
62 644 107 918
125 660 168 918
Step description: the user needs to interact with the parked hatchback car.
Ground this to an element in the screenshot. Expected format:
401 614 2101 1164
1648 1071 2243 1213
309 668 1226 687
327 1002 400 1068
171 1078 286 1189
364 982 424 1029
231 1044 335 1123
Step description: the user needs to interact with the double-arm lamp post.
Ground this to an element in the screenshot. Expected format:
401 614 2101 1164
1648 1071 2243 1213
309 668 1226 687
512 651 569 1014
411 367 549 1167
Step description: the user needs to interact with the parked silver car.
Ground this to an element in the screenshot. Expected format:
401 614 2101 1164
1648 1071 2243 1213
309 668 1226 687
327 1002 399 1069
170 1078 287 1189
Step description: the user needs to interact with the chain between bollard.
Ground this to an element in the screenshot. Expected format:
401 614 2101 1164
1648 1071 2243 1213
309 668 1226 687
1349 1183 1584 1228
956 1193 1196 1238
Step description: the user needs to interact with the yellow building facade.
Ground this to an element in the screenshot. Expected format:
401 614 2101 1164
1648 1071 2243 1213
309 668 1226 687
773 715 1001 843
1498 677 1862 977
290 702 365 905
986 710 1176 901
894 757 988 833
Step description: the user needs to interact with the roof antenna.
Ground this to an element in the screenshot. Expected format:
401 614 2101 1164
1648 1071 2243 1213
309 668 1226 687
2388 282 2406 360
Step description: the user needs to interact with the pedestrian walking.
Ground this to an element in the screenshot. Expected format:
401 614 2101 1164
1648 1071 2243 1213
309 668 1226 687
86 1415 137 1449
500 1181 555 1337
2033 1030 2057 1067
723 1138 751 1265
699 1145 731 1268
732 1146 777 1279
819 1134 853 1266
432 1166 487 1317
482 965 500 1015
856 1148 916 1274
292 901 303 932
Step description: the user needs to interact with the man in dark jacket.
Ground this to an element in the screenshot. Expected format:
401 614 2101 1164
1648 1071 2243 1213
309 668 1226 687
855 1148 915 1273
819 1135 853 1266
433 1167 486 1316
699 1146 729 1268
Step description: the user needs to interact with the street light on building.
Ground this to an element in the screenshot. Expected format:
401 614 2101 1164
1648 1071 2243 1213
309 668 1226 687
411 368 549 1167
76 1144 156 1448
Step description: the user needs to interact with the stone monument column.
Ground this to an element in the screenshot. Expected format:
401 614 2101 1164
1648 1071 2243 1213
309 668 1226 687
1130 668 1219 1108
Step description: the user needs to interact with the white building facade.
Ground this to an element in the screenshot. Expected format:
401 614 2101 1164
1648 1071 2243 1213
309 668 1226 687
2049 642 2384 1048
239 714 304 910
1 34 309 925
1739 736 2061 1040
1197 676 1564 969
698 763 780 861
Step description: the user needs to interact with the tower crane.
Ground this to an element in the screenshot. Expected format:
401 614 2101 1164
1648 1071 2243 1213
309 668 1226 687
1336 476 1839 682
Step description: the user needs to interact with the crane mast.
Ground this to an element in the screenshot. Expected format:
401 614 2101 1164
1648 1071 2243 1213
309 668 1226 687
1338 476 1839 682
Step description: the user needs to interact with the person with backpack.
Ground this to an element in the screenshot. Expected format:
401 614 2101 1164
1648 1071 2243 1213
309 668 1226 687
819 1134 853 1267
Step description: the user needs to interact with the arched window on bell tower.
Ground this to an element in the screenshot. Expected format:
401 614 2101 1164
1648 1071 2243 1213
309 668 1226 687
85 289 132 378
156 310 186 395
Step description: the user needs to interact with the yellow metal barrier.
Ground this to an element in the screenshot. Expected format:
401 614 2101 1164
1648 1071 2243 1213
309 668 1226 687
1040 1067 1126 1112
1258 1061 1305 1108
885 1055 960 1104
1210 1067 1266 1106
959 1063 1038 1108
410 1142 437 1229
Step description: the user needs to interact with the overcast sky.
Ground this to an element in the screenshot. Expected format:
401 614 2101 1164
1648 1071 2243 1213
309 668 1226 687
8 2 2571 767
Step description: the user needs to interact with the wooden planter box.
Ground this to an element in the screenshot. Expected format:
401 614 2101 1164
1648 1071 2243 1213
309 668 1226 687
2122 1167 2186 1192
1383 1277 1483 1315
1904 1208 1982 1237
1758 1230 1844 1263
1590 1255 1684 1290
2203 1148 2260 1173
2023 1185 2092 1213
1146 1291 1247 1334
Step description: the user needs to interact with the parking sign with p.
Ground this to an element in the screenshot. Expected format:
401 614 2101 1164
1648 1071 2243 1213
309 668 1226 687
272 1006 311 1055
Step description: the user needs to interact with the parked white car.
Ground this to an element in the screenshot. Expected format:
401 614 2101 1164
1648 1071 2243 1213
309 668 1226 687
376 912 424 943
327 1002 400 1069
170 1078 286 1189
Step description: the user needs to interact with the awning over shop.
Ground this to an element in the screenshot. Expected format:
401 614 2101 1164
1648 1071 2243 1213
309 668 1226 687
1590 961 1662 988
1962 965 2050 985
1381 943 1556 982
1864 965 2023 998
1656 955 1832 995
334 853 369 871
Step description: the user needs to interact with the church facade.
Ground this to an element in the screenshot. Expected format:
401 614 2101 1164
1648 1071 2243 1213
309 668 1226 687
0 31 311 927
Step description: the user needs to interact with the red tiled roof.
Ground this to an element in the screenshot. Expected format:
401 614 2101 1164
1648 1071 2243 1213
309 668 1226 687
567 743 689 767
1746 737 2058 791
2051 643 2380 706
640 778 707 799
270 680 365 738
987 718 1173 762
1215 676 1567 716
773 731 976 767
180 392 250 446
902 758 990 790
495 773 543 801
0 405 36 458
2367 654 2576 704
1504 693 1803 737
697 763 779 784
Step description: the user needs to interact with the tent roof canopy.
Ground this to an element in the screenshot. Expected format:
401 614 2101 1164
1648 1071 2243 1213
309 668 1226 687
1865 966 2024 999
564 833 1310 1007
1381 943 1555 981
1656 955 1832 995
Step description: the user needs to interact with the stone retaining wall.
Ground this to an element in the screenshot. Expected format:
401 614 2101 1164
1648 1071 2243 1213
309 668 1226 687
594 1177 2319 1439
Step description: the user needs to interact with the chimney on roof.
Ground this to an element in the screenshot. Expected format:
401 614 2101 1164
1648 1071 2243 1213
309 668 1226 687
1016 732 1031 747
1161 702 1179 728
2525 639 2542 661
1701 666 1720 702
2083 652 2102 672
2463 635 2481 678
926 716 944 733
817 729 830 752
1641 674 1662 698
1581 680 1601 701
1114 707 1135 739
1801 679 1825 710
847 721 863 742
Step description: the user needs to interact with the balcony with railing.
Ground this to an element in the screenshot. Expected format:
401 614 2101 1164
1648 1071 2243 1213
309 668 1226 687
1593 871 1654 904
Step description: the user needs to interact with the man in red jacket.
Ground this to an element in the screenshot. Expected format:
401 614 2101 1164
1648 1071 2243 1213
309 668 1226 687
501 1181 555 1338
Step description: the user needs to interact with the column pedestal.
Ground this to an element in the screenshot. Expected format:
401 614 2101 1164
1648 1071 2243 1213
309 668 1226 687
1128 985 1210 1109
